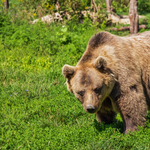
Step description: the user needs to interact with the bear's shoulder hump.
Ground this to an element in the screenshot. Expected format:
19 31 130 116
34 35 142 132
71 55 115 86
88 31 115 48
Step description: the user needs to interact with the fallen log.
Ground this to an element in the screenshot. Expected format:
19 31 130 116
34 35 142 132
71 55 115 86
108 24 146 31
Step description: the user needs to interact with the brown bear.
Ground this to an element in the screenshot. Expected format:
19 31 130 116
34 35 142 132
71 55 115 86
62 31 150 133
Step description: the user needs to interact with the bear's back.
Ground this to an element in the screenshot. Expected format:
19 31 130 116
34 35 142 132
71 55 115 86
78 31 150 67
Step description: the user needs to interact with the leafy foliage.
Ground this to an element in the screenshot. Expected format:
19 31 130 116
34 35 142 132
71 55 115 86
112 0 129 15
138 0 150 13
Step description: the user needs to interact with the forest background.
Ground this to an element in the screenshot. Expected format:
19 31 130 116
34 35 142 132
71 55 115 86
0 0 150 149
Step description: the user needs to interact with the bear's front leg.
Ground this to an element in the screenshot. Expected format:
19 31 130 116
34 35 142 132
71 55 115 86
96 97 116 124
121 113 138 134
115 87 147 133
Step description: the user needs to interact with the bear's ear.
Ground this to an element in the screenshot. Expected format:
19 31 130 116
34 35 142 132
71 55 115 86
94 56 107 71
62 65 75 79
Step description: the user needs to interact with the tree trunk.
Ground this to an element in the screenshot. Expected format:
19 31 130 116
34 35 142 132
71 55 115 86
5 0 9 10
106 0 113 12
129 0 139 34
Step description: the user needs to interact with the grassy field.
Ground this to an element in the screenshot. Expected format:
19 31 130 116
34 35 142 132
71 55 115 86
0 1 150 149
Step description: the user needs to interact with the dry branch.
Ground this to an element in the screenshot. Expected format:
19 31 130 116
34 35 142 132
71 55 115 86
91 0 98 12
108 25 146 31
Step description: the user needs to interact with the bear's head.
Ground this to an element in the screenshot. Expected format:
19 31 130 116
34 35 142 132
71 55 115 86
62 56 115 114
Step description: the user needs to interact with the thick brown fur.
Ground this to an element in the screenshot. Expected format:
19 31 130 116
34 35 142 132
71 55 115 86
62 31 150 133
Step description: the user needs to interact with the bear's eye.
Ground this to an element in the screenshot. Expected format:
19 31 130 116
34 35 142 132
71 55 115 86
94 87 102 94
77 91 85 96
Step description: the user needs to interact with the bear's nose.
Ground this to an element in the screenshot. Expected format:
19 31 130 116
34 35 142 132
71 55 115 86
86 105 96 113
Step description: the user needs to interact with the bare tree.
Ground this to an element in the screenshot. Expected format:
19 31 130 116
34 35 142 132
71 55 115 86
4 0 9 10
55 1 60 11
91 0 94 10
106 0 113 12
129 0 139 34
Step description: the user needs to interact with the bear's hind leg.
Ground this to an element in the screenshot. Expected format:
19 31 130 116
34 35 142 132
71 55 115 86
96 110 116 124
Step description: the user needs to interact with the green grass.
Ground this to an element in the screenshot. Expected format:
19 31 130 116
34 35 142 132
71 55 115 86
0 0 20 7
9 0 20 5
0 6 150 149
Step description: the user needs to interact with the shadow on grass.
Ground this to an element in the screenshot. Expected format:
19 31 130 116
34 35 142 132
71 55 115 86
40 111 150 131
146 111 150 120
94 111 150 133
93 119 124 133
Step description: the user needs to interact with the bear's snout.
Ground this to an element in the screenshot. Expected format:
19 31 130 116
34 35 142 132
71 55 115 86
86 105 96 113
